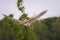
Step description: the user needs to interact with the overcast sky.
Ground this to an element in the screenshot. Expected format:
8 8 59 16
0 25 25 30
0 0 60 20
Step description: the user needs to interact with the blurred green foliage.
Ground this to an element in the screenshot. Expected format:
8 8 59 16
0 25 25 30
0 14 60 40
0 0 60 40
19 13 30 20
9 14 14 18
17 0 25 13
0 14 36 40
32 17 60 40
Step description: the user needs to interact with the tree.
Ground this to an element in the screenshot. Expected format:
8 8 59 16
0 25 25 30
33 17 60 40
0 14 36 40
19 13 30 21
17 0 25 13
0 0 36 39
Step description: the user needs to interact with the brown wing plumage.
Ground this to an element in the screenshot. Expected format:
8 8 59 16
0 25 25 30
18 10 48 26
27 10 47 23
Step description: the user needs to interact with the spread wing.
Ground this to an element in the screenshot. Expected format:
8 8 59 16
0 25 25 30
20 10 47 26
27 10 48 23
2 14 8 17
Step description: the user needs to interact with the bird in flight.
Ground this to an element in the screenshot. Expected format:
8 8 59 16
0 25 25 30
2 10 48 27
17 10 48 26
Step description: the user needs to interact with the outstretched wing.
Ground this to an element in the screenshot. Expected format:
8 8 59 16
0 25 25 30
23 10 47 23
2 14 8 17
18 10 47 26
